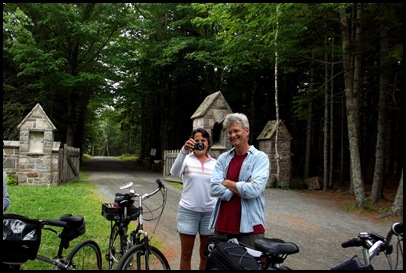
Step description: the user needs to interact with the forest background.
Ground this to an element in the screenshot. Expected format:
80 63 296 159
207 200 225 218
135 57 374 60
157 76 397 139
2 3 403 215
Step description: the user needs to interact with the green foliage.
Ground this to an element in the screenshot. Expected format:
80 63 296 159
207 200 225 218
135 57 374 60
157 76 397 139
275 180 289 190
342 204 363 213
292 88 324 120
342 199 379 214
82 153 93 161
3 2 133 146
5 174 18 186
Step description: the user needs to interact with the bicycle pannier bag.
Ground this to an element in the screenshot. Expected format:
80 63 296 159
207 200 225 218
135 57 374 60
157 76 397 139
206 241 261 270
2 214 42 264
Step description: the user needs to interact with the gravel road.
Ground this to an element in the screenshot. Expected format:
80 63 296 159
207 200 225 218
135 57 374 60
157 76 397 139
83 156 402 270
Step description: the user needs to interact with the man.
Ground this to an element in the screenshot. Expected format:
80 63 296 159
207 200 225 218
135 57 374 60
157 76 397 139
209 113 269 247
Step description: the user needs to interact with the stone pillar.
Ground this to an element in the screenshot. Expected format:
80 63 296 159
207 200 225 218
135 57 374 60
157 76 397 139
16 103 58 185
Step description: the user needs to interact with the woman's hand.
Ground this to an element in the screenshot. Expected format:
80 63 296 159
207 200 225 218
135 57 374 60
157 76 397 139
183 138 195 152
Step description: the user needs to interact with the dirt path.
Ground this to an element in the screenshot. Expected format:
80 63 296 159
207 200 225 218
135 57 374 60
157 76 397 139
83 157 402 270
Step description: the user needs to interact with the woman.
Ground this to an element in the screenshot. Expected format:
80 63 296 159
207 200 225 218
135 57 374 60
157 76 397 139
170 128 217 270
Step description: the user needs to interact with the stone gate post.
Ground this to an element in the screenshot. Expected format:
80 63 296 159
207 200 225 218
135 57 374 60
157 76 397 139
16 103 60 185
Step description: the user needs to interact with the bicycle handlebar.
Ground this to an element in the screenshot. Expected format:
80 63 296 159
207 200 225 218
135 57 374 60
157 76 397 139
341 237 363 248
383 222 403 249
155 178 164 188
115 178 166 201
341 222 403 261
392 222 403 235
140 179 166 201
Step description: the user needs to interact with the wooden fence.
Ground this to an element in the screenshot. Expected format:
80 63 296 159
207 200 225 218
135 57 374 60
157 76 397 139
163 149 182 183
59 144 80 184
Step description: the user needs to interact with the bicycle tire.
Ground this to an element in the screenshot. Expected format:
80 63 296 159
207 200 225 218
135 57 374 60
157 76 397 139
65 239 102 270
107 223 129 269
116 244 171 270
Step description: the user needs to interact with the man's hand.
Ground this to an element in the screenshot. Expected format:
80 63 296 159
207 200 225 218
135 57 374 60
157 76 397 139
222 179 240 196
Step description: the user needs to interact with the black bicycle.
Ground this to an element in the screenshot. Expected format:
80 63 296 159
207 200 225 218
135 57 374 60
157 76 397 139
102 178 170 270
205 222 403 270
2 213 102 270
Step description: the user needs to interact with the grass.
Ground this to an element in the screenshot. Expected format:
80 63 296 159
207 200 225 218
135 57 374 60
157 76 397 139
5 172 111 270
166 180 183 191
117 154 139 161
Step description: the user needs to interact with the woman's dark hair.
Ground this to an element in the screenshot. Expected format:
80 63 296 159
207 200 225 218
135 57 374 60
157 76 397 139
190 128 212 150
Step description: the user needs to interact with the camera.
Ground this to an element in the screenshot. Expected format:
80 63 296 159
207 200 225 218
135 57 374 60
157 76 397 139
193 143 205 150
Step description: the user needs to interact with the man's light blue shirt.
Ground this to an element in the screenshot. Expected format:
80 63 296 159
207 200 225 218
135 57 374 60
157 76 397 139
209 145 269 233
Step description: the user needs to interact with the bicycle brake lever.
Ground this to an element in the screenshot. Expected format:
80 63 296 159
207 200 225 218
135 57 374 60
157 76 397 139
156 178 164 188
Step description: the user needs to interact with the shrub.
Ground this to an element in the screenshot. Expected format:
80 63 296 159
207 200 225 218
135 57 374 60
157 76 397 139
6 174 18 186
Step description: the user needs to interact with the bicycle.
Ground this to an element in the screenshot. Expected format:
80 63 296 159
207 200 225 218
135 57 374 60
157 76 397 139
2 213 102 270
101 178 171 270
205 222 403 270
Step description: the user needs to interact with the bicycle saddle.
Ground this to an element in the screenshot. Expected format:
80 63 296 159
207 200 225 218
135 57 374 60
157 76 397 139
254 238 299 255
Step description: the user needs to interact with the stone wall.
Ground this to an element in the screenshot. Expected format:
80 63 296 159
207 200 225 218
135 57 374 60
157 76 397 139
3 141 61 186
259 140 292 187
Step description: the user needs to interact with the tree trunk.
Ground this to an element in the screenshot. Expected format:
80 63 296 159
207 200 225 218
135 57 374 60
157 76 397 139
329 37 335 189
340 92 345 186
386 167 403 219
304 54 314 179
371 4 389 205
66 92 78 147
304 103 312 180
274 4 281 184
323 33 329 190
339 5 367 209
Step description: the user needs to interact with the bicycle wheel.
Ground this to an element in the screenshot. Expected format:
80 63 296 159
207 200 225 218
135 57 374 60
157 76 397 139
65 239 102 270
117 244 171 270
107 223 128 269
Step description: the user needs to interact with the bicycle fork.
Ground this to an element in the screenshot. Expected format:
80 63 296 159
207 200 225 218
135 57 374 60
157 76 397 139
133 229 154 270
